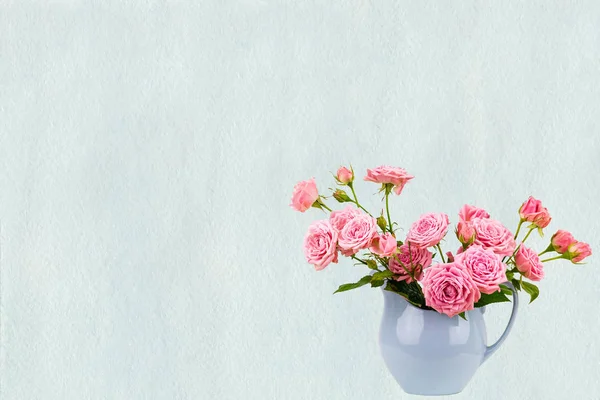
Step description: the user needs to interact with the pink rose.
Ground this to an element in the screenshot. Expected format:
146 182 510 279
459 204 490 222
454 244 507 294
514 245 544 281
336 166 354 184
363 166 414 195
369 233 398 257
471 218 516 257
303 220 339 270
329 205 362 233
456 221 476 246
456 204 488 246
406 213 450 248
388 243 433 283
290 178 319 212
519 196 551 228
338 213 378 256
551 230 577 254
421 262 481 318
566 242 592 263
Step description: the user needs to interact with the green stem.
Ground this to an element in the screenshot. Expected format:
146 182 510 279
521 228 534 244
514 220 523 240
506 227 535 263
385 191 393 234
348 184 373 217
320 203 332 212
540 255 564 263
436 244 446 263
351 255 368 265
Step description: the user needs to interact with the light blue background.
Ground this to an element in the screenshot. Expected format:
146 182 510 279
1 2 599 399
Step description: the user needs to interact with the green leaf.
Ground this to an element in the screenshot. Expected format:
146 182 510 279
474 291 511 308
458 312 467 320
372 270 394 281
511 278 521 291
371 279 385 288
521 281 540 304
431 252 437 259
333 275 372 294
377 216 387 231
384 279 429 309
365 259 378 270
499 284 513 296
505 271 514 281
396 240 404 247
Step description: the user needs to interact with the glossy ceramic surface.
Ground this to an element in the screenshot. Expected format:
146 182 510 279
379 284 518 396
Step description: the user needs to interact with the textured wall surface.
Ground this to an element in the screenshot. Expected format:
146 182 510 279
1 2 600 399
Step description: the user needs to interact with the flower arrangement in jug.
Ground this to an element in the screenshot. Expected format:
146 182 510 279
290 166 592 318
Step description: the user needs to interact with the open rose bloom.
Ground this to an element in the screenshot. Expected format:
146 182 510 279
292 166 593 318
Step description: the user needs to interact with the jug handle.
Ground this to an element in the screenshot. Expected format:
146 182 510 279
482 281 519 363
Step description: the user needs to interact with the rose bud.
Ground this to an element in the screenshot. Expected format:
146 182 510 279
336 166 354 185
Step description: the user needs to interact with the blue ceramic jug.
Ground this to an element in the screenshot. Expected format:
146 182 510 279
379 283 518 396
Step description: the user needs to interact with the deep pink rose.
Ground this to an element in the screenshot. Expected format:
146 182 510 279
471 218 516 256
369 233 397 257
363 166 414 195
421 262 481 318
388 243 433 283
303 220 339 270
290 178 319 212
338 213 378 256
406 213 450 248
454 244 506 294
551 230 577 254
514 245 544 281
566 242 592 263
519 196 551 228
336 166 354 184
329 205 362 233
459 204 490 222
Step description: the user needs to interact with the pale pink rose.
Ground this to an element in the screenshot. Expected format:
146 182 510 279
459 204 490 222
363 166 414 195
369 233 398 257
519 196 551 228
514 245 544 281
338 213 378 256
456 221 476 246
388 243 433 282
471 217 516 257
290 178 319 212
406 213 450 248
303 220 339 270
329 205 362 233
454 244 507 294
551 230 577 254
336 166 354 184
421 262 481 318
566 242 592 263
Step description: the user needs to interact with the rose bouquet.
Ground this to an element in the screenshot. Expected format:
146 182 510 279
291 166 592 319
